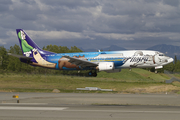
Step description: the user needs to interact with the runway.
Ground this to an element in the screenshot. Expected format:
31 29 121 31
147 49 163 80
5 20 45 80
1 104 180 120
1 92 180 120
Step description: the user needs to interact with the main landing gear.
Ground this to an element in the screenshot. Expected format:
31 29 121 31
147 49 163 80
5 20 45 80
88 70 97 77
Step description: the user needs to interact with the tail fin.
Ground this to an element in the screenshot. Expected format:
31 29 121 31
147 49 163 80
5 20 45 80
16 29 53 57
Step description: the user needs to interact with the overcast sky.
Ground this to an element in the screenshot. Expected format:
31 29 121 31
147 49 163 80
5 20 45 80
0 0 180 50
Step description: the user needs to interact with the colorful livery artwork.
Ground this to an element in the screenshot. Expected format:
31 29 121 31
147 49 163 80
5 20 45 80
9 29 174 77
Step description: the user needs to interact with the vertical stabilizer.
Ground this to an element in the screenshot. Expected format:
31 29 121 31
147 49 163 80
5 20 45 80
16 29 53 57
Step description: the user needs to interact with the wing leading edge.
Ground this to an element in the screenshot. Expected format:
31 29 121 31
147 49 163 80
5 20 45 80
63 56 98 68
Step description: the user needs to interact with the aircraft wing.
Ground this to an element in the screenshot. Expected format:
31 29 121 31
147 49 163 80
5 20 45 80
63 56 98 68
8 53 33 61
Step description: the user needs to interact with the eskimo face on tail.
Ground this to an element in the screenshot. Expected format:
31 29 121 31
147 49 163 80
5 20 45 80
18 30 36 57
16 29 58 69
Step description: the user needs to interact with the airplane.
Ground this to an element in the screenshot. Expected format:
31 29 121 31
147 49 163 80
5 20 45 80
8 29 174 77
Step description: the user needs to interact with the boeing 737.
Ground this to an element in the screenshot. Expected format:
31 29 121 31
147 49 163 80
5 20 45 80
9 29 174 77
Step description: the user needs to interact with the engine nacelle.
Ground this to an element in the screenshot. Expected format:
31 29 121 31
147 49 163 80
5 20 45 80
98 62 114 71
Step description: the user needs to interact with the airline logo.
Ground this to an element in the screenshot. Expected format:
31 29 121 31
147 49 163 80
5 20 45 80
130 57 149 63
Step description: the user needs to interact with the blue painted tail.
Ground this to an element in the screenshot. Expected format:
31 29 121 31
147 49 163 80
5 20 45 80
16 29 53 57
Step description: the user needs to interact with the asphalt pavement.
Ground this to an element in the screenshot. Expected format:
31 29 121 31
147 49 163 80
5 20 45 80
1 92 180 120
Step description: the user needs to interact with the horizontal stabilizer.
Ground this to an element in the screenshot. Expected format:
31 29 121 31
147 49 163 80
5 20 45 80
8 53 33 61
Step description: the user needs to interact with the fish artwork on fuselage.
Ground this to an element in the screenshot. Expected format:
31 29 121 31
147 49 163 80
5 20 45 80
10 29 173 77
58 55 87 70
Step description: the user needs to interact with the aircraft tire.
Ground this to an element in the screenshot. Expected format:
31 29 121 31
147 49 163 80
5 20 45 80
92 72 97 77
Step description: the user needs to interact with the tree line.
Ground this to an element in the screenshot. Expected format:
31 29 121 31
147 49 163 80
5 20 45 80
0 44 179 75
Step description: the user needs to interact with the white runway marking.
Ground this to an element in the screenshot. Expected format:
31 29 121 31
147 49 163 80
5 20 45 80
64 110 180 114
0 106 67 111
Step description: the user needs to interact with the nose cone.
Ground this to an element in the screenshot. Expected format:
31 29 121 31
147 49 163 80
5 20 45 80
168 58 174 63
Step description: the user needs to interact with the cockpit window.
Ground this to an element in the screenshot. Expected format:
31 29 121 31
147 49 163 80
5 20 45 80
159 54 164 56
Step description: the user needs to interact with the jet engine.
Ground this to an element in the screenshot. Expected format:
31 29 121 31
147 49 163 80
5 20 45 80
98 62 114 71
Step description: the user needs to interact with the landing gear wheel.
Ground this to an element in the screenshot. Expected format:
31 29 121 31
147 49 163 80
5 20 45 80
92 72 97 77
88 71 97 77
